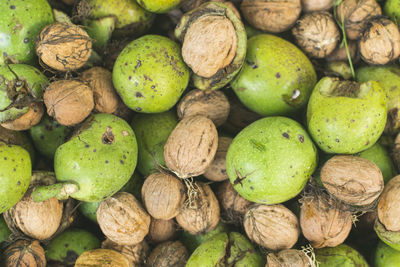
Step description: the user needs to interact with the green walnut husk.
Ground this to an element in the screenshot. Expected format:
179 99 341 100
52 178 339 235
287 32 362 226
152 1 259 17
0 64 48 124
46 228 101 266
0 216 11 243
119 171 143 200
356 66 400 135
29 114 72 159
375 241 400 267
137 0 183 13
130 110 178 176
79 201 100 224
231 34 317 116
375 218 400 251
175 2 247 91
307 77 387 154
384 0 400 24
0 0 54 65
83 16 116 53
0 126 35 163
325 61 353 80
53 9 73 24
186 232 265 267
315 244 369 267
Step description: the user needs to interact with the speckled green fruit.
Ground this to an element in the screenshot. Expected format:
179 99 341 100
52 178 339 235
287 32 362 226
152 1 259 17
79 201 100 224
113 35 189 113
131 110 178 176
315 244 369 267
307 77 387 154
0 126 35 163
186 232 264 267
54 113 138 202
46 228 100 266
137 0 182 13
0 216 11 242
226 116 317 204
375 241 400 267
84 17 116 53
0 141 31 214
0 0 54 65
384 0 400 24
231 34 317 116
29 114 71 159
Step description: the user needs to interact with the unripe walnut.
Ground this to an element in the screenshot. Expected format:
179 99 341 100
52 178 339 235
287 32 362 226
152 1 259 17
3 240 46 267
1 102 44 131
147 241 189 267
377 175 400 232
102 239 149 267
204 136 232 182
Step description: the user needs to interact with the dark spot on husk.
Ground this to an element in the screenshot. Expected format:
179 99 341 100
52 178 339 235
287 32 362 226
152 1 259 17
282 132 289 139
246 60 258 69
275 72 281 78
136 92 143 98
17 181 20 185
10 5 15 9
105 160 109 164
136 107 142 111
102 127 114 144
23 38 29 43
120 160 124 165
298 135 304 143
335 138 340 143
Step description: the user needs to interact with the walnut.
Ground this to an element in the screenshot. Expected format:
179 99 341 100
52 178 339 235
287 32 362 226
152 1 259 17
266 249 313 267
3 240 46 267
147 241 189 267
147 219 177 244
75 249 130 267
102 239 149 266
302 0 333 12
204 137 232 182
377 175 400 232
326 40 358 62
1 102 44 131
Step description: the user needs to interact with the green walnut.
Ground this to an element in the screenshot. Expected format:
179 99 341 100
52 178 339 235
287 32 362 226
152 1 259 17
307 77 387 154
384 0 400 24
315 244 369 267
0 141 31 214
231 34 317 116
0 126 35 163
356 66 400 134
113 35 189 113
175 2 247 91
79 201 100 224
226 116 317 204
131 110 178 176
375 241 400 267
137 0 183 13
186 232 264 267
0 0 54 65
0 216 11 243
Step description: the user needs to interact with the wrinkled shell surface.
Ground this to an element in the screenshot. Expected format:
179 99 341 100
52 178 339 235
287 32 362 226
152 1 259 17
3 240 46 267
97 192 151 246
326 40 358 62
36 22 92 71
44 80 94 126
244 204 300 250
1 102 44 131
141 172 185 220
241 0 301 33
203 137 232 182
74 249 130 267
377 175 400 232
266 249 312 267
302 0 333 12
321 155 384 206
147 241 189 267
147 218 177 244
164 115 218 179
177 89 230 127
102 239 149 267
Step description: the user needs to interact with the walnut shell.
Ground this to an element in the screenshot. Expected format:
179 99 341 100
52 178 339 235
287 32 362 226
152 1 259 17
302 0 333 12
359 17 400 65
1 102 44 131
97 192 151 246
377 175 400 232
336 0 382 40
292 12 340 58
266 249 312 267
177 89 230 127
81 67 120 114
241 0 301 33
216 180 252 222
321 155 384 206
44 80 94 126
102 239 149 267
35 22 92 71
164 115 218 179
147 219 177 244
300 193 352 248
75 249 130 267
203 136 232 182
3 240 46 267
147 241 189 267
243 204 300 250
176 182 220 235
326 40 358 62
141 172 185 220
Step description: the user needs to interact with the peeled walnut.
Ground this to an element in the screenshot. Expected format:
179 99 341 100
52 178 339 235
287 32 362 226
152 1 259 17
204 136 232 182
216 180 252 222
326 41 358 62
300 193 352 248
97 192 151 246
81 67 120 114
147 241 189 267
102 239 149 266
1 102 44 131
292 12 340 58
141 172 185 220
75 249 130 267
302 0 333 12
321 155 384 206
267 249 312 267
44 80 94 126
241 0 301 33
359 17 400 65
336 0 382 40
35 22 92 71
244 204 300 250
377 175 400 232
3 240 46 267
147 219 177 244
176 182 220 235
177 89 230 127
164 115 218 179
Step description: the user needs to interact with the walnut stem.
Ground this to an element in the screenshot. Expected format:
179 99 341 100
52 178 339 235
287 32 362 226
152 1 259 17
32 183 79 202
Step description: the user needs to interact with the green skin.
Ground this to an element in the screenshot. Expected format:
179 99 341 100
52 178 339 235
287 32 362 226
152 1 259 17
315 244 369 267
0 0 54 65
84 17 116 53
0 141 31 214
375 241 400 267
119 171 143 200
0 125 35 163
0 216 11 243
231 34 317 116
131 110 178 176
54 113 138 202
307 77 387 154
29 114 71 159
384 0 400 24
79 201 100 224
375 219 400 251
226 116 318 204
113 35 189 113
244 24 263 39
137 0 182 13
46 228 100 266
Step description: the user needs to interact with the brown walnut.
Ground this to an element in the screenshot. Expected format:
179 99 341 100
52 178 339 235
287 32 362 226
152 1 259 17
102 239 149 267
3 240 46 267
147 218 177 244
1 102 44 131
204 136 232 182
75 249 130 267
377 175 400 232
326 40 358 62
302 0 333 12
147 241 189 267
266 249 312 267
